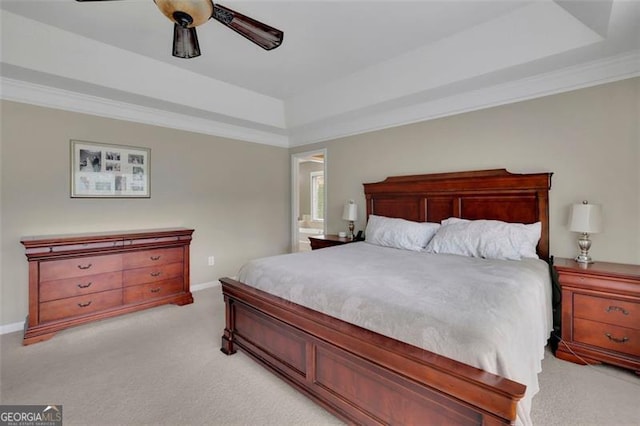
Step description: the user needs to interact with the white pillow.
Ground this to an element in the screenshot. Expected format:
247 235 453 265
425 217 541 260
365 215 440 252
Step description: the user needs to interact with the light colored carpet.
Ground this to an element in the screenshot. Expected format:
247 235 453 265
1 286 638 425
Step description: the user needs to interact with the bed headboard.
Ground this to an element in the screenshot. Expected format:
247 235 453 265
363 169 553 260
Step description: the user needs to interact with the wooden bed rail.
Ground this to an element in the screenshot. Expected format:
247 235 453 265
220 277 525 425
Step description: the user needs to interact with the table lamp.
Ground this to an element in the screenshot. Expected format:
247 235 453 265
568 200 603 264
342 200 358 239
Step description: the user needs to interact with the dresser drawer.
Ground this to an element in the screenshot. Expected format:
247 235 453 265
122 262 183 287
40 254 123 281
573 318 640 357
123 278 184 304
123 247 183 269
40 271 122 302
574 293 639 329
39 289 123 323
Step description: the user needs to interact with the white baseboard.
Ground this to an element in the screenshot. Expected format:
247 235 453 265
0 321 24 335
191 280 220 292
0 280 222 336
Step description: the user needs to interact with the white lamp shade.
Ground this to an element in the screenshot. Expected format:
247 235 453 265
569 202 603 233
342 201 358 221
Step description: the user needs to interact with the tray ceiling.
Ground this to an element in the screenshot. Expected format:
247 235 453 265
1 1 638 146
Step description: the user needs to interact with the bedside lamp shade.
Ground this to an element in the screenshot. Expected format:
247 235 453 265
569 202 603 234
342 200 357 239
568 201 602 263
342 200 358 222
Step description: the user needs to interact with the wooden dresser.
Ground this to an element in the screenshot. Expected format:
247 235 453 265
21 228 194 345
554 257 639 373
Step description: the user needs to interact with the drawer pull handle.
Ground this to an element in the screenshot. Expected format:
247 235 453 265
604 333 629 344
150 272 162 277
150 255 161 261
150 288 161 293
605 306 629 315
77 263 92 270
77 301 92 308
77 282 92 289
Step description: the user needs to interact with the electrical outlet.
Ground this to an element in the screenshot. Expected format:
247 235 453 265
207 256 215 266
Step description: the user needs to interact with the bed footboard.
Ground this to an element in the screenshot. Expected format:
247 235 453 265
220 277 525 425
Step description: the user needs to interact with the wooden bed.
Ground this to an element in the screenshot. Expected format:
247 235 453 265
220 169 552 425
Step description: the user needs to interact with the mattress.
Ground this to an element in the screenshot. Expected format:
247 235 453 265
237 242 553 425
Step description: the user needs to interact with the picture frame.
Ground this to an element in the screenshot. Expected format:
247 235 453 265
70 140 150 198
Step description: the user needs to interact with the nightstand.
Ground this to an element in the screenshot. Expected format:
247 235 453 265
308 234 357 250
554 257 639 374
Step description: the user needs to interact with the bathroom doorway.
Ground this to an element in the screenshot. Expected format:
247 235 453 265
291 149 326 252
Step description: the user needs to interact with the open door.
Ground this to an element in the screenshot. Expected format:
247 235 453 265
291 150 326 252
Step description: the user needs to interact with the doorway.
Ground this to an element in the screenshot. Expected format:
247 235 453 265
291 149 326 252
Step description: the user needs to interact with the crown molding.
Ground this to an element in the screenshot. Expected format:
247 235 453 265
0 77 290 148
2 50 638 148
288 50 640 146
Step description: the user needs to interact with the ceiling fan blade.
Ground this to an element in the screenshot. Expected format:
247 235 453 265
212 4 283 51
173 24 201 59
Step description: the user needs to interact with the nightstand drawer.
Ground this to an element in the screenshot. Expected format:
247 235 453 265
574 318 639 357
574 294 639 329
557 273 615 289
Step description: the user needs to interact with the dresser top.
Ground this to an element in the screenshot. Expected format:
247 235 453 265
21 227 194 247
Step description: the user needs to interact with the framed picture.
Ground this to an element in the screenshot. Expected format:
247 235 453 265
70 140 150 198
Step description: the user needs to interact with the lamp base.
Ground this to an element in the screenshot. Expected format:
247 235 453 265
348 221 355 240
575 232 594 264
574 254 594 264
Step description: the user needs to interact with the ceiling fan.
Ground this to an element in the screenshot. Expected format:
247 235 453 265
76 0 284 59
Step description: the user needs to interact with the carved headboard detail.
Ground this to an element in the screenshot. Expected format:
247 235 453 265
363 169 553 260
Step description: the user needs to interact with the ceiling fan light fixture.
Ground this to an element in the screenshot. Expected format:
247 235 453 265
172 11 193 28
173 24 201 58
154 0 213 28
79 0 283 57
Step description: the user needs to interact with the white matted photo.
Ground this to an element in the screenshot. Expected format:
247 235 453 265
70 140 150 198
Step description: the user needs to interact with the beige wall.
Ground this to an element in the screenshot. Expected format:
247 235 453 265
2 77 639 328
1 101 290 326
293 77 640 265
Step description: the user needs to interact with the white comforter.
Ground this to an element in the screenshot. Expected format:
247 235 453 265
237 242 553 425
